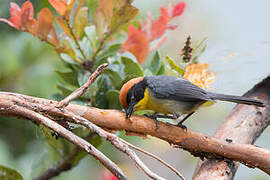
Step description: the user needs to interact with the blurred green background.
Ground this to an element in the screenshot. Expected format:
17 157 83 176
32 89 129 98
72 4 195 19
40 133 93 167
0 0 269 179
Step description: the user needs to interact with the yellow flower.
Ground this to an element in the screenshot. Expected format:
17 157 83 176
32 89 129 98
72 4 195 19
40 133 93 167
183 62 215 89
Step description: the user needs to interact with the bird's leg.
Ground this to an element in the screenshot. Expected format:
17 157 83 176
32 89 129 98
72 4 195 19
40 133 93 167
154 114 176 119
144 113 160 130
172 113 180 119
177 112 195 130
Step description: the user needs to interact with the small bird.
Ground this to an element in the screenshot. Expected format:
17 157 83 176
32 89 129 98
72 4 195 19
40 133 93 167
119 75 265 128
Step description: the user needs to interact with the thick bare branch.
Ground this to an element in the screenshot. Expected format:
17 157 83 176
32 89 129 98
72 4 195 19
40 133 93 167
193 76 270 179
0 91 270 176
56 63 108 108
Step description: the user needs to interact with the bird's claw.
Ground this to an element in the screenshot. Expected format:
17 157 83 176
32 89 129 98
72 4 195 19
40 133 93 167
155 119 160 130
144 114 160 130
176 122 187 131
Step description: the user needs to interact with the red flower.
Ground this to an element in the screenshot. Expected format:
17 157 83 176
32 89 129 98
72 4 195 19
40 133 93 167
121 2 186 64
170 2 186 18
102 171 119 180
149 7 169 41
122 25 150 64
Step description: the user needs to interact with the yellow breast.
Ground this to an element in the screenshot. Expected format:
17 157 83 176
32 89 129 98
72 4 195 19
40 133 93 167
134 88 172 114
134 88 204 115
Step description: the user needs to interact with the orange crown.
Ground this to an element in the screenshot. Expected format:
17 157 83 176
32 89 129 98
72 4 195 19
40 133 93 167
119 77 143 108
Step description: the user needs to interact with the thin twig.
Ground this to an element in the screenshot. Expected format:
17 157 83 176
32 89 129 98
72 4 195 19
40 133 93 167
0 103 128 180
121 139 185 180
56 63 108 108
35 133 96 180
63 110 166 180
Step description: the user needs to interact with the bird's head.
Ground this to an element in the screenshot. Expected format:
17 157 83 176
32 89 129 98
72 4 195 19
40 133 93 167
119 77 146 118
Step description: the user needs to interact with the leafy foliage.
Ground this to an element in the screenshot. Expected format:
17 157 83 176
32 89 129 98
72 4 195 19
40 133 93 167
0 165 23 180
0 0 188 110
0 0 212 178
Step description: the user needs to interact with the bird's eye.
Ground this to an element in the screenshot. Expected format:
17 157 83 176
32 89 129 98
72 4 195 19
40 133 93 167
131 96 135 102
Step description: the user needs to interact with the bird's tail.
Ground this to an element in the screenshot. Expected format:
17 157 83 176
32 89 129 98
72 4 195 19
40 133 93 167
208 92 265 107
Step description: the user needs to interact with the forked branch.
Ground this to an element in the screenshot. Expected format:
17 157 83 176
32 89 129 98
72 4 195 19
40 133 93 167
0 91 269 176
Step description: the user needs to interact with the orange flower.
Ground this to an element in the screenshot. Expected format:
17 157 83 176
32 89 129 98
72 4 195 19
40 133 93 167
121 2 186 64
183 63 216 89
0 1 56 45
149 7 169 41
48 0 76 17
148 2 186 41
0 1 34 30
121 25 150 64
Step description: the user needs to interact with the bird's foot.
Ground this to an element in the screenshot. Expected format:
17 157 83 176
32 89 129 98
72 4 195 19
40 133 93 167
51 132 59 139
176 122 187 131
155 119 159 130
144 114 159 130
144 114 156 119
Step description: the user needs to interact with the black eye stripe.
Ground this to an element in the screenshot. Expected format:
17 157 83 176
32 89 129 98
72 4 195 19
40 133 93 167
126 79 146 106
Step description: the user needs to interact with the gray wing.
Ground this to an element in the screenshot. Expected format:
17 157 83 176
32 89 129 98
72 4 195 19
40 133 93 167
145 75 212 102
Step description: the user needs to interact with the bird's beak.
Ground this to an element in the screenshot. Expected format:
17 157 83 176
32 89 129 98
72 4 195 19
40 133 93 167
125 102 135 118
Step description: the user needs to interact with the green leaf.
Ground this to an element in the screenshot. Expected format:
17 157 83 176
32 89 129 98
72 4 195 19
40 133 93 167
166 55 185 76
60 53 81 64
110 3 138 35
93 57 109 69
192 44 207 63
156 61 165 75
50 93 64 101
0 165 23 180
57 83 76 97
79 37 92 59
78 70 91 86
103 68 123 89
149 51 161 75
73 7 89 39
96 43 121 62
121 56 143 82
93 76 109 108
121 52 137 62
55 70 79 87
39 125 65 157
192 37 207 53
191 37 207 63
85 25 97 51
106 90 121 109
85 0 98 21
143 69 153 76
